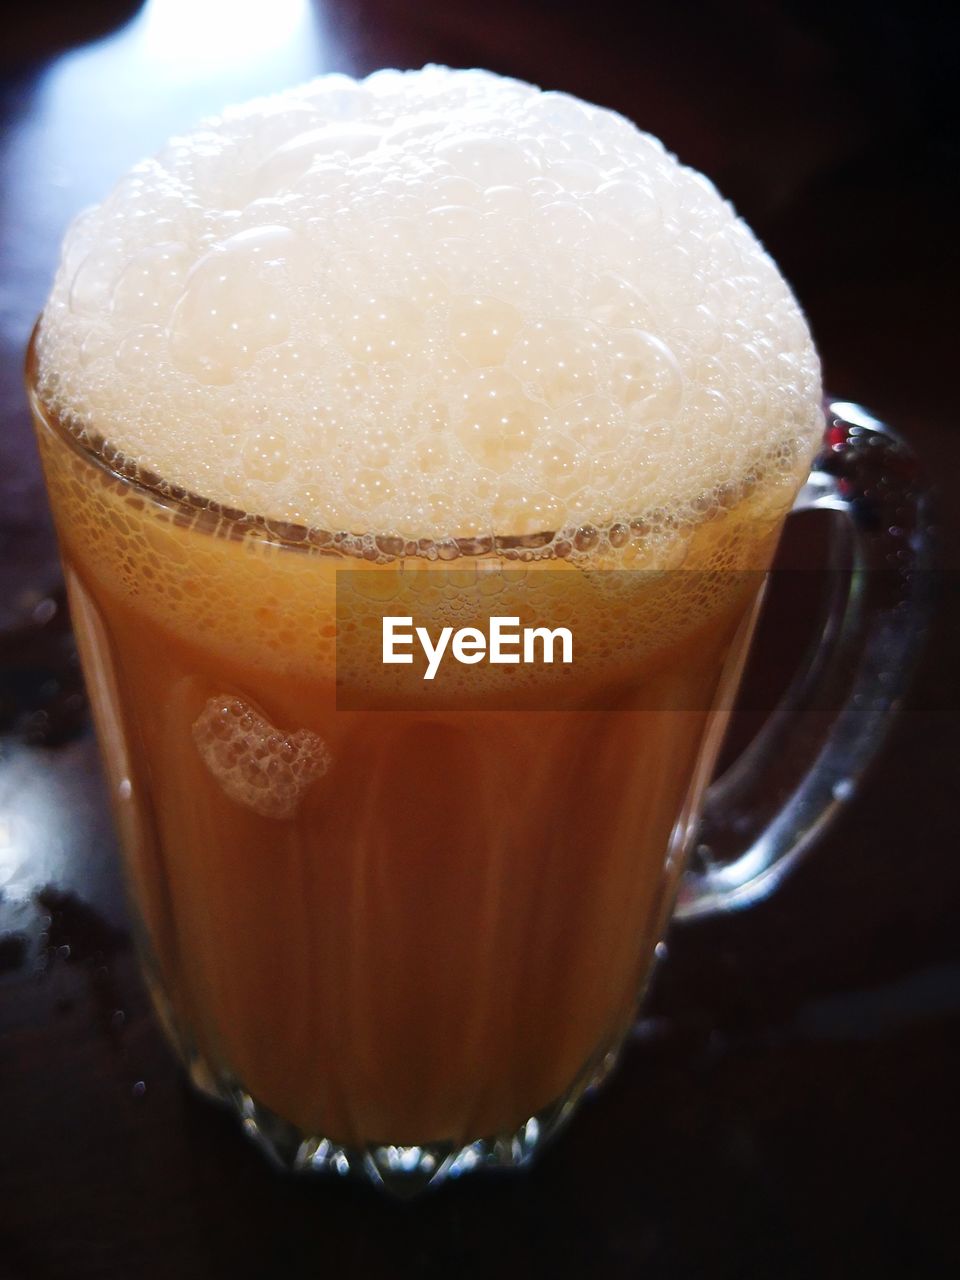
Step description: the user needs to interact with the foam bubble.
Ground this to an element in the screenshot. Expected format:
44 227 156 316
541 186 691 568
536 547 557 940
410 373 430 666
192 695 331 820
37 65 822 546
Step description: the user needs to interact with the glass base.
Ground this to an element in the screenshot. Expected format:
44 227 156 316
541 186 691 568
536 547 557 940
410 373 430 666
178 1028 622 1195
144 958 626 1193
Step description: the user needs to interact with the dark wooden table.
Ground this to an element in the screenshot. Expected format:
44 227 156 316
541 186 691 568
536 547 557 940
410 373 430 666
1 3 958 1277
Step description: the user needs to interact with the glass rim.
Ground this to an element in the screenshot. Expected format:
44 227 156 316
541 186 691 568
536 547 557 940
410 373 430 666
25 319 807 564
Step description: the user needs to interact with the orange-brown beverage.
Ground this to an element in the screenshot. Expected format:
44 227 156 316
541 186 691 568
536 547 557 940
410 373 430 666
30 68 822 1187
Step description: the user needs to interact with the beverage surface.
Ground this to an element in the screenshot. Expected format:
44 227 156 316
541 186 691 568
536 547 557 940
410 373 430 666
36 65 822 547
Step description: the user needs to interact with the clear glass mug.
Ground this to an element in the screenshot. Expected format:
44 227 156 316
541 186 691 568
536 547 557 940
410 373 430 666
27 328 930 1193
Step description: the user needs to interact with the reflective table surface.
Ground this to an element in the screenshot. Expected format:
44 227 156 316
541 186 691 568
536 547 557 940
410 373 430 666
1 3 958 1276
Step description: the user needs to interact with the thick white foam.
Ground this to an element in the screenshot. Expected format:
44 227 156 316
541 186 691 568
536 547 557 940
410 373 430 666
37 66 822 540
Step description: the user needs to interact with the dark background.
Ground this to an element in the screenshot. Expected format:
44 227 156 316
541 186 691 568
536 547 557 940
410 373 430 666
1 2 958 1277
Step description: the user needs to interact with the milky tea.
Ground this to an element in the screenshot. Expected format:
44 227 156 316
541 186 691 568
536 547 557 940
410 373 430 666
32 68 821 1163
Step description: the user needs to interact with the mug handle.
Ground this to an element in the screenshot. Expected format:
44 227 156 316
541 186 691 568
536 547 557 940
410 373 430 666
675 399 933 919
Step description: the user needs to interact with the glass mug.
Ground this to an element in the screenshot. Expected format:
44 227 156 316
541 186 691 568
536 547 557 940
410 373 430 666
27 329 929 1192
